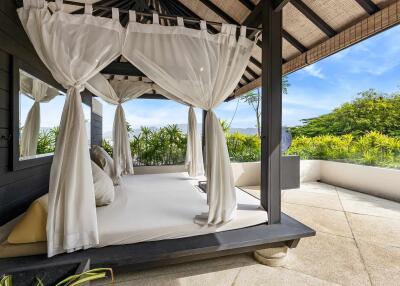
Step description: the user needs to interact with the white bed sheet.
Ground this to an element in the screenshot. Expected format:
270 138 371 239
96 172 267 247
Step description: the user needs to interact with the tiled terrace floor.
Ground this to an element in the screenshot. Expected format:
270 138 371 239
94 182 400 286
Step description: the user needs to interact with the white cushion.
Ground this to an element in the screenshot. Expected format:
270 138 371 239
91 161 115 207
91 145 114 180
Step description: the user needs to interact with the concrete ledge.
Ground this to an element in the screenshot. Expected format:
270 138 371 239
133 165 186 175
300 160 400 202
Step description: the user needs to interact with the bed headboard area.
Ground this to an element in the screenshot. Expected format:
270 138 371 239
0 0 102 226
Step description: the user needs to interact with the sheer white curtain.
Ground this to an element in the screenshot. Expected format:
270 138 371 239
185 107 204 177
20 77 58 157
18 0 124 256
123 14 256 224
87 74 152 182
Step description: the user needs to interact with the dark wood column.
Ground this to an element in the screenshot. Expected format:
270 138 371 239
202 110 207 165
261 0 283 224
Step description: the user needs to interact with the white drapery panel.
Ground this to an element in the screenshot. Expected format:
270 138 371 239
87 74 203 179
18 0 124 256
185 107 204 177
20 77 58 157
123 16 256 224
87 74 153 182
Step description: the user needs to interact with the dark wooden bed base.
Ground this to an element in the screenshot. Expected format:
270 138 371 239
0 213 314 274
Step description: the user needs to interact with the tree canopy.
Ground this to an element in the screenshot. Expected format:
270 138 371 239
289 89 400 138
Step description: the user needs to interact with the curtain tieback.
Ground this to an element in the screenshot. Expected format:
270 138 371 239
72 83 85 93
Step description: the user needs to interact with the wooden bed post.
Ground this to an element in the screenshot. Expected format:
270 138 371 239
260 0 283 224
202 109 207 165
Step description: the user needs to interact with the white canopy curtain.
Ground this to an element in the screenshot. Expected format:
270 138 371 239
87 74 204 179
185 106 204 177
20 74 59 157
18 0 124 256
123 13 257 224
87 74 153 183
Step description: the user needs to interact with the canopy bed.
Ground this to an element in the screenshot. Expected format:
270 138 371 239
0 0 314 274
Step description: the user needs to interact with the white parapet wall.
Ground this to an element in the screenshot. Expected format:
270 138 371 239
300 160 400 202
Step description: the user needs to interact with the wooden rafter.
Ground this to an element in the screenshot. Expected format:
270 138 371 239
237 0 255 10
290 0 337 37
273 0 291 12
234 0 400 98
354 0 380 15
282 30 307 53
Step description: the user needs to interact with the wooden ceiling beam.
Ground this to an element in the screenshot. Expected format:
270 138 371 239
237 0 255 10
290 0 336 37
101 62 145 77
273 0 291 12
354 0 380 15
282 30 307 53
198 0 237 24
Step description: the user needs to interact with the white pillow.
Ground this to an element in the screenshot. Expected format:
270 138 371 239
91 145 114 180
91 161 115 207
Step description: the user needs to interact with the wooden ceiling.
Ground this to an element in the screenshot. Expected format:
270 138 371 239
23 0 400 99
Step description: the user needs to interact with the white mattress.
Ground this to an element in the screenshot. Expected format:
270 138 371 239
96 172 267 247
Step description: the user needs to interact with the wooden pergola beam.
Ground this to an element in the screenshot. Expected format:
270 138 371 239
291 0 336 37
354 0 380 15
234 0 400 98
237 0 255 10
273 0 291 12
198 0 237 24
282 30 307 53
101 62 145 76
261 0 282 224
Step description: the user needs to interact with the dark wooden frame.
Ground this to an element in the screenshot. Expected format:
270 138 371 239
0 214 314 273
10 56 92 171
260 0 282 224
11 57 58 171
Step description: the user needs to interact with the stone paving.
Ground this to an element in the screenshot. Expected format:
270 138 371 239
94 182 400 286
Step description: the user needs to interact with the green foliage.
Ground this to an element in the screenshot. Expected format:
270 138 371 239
1 268 113 286
286 132 400 168
226 132 261 162
36 127 59 155
289 90 400 138
0 275 12 286
101 139 113 157
129 125 187 166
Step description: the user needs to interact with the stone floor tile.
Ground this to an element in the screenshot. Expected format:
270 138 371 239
233 264 340 286
337 188 400 219
298 182 338 194
283 190 343 211
282 203 353 238
93 254 256 285
357 241 400 286
284 232 371 286
346 212 400 247
115 267 240 286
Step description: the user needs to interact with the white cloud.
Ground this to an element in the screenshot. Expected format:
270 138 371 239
302 65 325 79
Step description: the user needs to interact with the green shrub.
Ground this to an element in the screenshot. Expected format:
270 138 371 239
36 127 59 154
226 132 261 162
101 139 113 157
286 132 400 168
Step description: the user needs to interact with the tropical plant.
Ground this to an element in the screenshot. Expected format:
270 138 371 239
36 126 59 155
0 268 113 286
101 139 113 157
289 90 400 138
286 132 400 168
241 76 290 138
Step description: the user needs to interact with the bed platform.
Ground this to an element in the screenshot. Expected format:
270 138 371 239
0 213 314 273
0 172 314 273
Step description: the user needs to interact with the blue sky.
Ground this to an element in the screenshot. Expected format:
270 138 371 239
20 25 400 135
